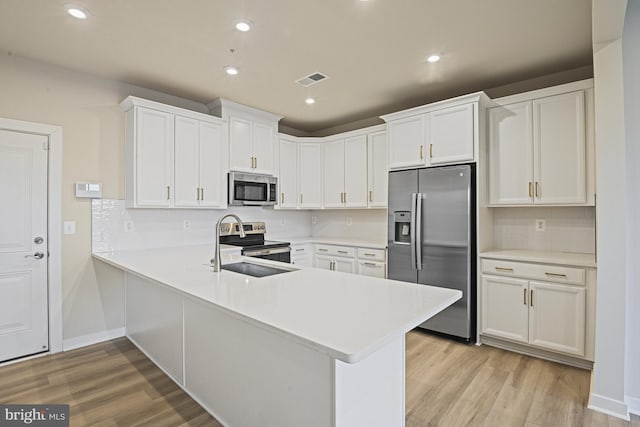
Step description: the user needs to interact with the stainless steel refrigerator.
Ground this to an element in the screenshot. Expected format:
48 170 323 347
387 164 475 341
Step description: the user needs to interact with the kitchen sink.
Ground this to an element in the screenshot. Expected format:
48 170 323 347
220 261 294 278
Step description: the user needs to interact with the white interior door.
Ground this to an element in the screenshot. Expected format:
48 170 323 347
0 129 49 362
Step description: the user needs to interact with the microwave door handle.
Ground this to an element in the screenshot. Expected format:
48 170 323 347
410 193 417 270
415 193 423 270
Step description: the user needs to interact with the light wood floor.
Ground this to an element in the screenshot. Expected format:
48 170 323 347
1 333 638 427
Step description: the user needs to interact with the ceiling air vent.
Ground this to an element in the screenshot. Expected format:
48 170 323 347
295 72 329 87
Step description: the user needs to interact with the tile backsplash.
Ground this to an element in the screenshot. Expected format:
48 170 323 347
492 206 596 254
92 199 312 252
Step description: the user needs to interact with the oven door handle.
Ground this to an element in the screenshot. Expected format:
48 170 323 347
243 247 291 257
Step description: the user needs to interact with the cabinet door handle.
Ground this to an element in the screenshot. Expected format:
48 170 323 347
544 272 567 278
201 188 204 200
419 145 424 159
528 182 532 198
429 143 433 158
340 192 343 203
344 192 347 204
495 266 514 272
530 289 534 307
330 261 335 271
196 188 200 201
254 157 258 169
300 193 303 204
535 182 540 198
281 192 284 203
369 190 373 203
167 186 171 200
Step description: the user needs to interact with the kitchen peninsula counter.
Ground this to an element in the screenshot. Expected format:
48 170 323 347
93 245 459 427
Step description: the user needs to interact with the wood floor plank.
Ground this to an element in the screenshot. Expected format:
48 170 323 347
1 332 637 427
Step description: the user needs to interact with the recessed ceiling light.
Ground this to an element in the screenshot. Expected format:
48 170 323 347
426 54 441 63
234 19 252 32
224 65 239 76
305 97 316 105
65 4 89 19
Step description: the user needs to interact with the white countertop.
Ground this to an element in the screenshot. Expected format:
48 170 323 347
93 245 459 364
271 236 387 249
480 249 597 268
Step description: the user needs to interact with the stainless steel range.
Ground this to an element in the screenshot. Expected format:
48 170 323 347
219 222 291 263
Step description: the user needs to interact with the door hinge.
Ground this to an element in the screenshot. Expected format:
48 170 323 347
43 141 50 150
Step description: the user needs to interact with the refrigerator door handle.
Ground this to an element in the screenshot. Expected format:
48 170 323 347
410 193 417 270
415 192 423 270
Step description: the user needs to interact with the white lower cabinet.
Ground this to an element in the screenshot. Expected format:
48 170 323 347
481 259 588 359
314 244 386 277
290 243 312 267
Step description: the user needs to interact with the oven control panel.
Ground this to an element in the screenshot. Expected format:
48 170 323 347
219 222 266 236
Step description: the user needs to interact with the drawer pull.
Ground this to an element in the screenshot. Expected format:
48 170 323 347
363 253 376 257
295 248 305 252
495 267 514 272
544 272 568 278
364 262 377 267
338 250 348 254
318 248 328 252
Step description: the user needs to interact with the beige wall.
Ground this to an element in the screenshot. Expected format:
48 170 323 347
0 52 211 341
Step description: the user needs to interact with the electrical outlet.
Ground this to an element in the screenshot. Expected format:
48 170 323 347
535 219 546 232
346 217 352 226
124 220 134 233
183 220 191 230
311 216 317 225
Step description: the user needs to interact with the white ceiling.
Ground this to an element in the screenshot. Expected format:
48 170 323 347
0 0 593 132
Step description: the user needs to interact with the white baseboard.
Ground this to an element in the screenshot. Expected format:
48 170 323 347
588 393 630 421
62 327 125 352
627 396 640 416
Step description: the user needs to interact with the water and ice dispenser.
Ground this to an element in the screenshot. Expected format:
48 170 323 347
393 211 411 244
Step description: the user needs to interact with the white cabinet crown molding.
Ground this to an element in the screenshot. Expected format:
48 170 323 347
380 91 489 122
207 98 283 124
489 78 594 107
278 123 386 143
120 96 224 125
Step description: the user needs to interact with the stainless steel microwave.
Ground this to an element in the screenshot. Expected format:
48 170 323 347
228 172 277 206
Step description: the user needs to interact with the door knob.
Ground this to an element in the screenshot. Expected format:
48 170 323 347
25 252 45 259
34 237 44 244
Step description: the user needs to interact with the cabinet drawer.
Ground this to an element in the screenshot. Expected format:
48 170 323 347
357 260 386 278
291 244 311 255
356 248 386 261
314 244 355 258
481 259 585 286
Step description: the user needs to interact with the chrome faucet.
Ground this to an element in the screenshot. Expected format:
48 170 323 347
211 214 245 272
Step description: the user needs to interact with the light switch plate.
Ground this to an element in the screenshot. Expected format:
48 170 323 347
75 181 102 198
124 221 134 233
63 221 76 235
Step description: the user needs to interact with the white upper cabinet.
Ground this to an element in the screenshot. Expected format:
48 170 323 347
533 91 586 204
344 135 368 208
386 115 425 169
488 82 592 206
381 92 487 171
277 125 386 210
122 96 227 209
367 131 388 208
278 137 298 208
131 107 175 207
298 143 323 208
323 136 368 208
488 101 534 204
208 98 282 176
429 103 475 165
175 117 224 208
323 139 346 208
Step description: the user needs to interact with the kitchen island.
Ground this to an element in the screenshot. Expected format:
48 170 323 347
93 245 460 427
